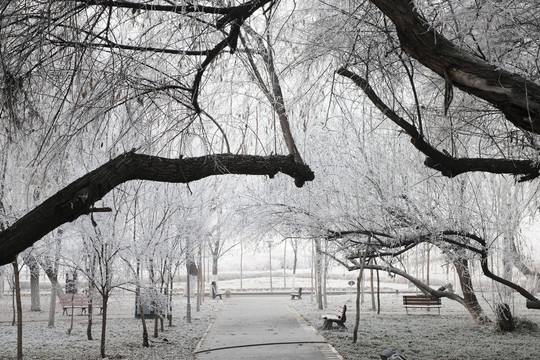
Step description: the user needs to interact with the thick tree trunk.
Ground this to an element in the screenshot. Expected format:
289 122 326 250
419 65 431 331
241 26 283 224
453 258 491 325
211 240 219 277
337 68 540 179
47 235 62 328
369 0 540 133
495 303 515 332
27 257 41 311
0 153 313 266
48 276 58 328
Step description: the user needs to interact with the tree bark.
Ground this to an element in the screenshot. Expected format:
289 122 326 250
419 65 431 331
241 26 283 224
495 303 515 332
315 239 323 310
211 238 220 277
453 258 491 325
337 68 540 180
0 153 314 266
12 259 23 360
369 0 540 133
26 256 41 311
48 234 62 328
100 293 108 358
353 251 368 343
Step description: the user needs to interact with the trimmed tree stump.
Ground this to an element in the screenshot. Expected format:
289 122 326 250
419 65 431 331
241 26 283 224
495 303 515 332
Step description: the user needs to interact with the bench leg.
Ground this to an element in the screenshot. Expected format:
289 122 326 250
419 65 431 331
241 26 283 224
322 319 332 330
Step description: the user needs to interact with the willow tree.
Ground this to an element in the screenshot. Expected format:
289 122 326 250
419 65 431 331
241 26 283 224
0 0 313 266
329 0 540 179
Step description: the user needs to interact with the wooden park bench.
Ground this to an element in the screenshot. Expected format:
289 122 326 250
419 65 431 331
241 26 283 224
60 295 104 315
403 295 441 315
60 295 89 315
322 304 347 330
290 287 302 300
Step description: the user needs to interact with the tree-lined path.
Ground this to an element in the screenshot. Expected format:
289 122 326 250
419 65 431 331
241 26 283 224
194 296 342 360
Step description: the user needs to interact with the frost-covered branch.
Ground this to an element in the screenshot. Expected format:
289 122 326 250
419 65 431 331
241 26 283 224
369 0 540 133
337 68 540 181
0 152 314 266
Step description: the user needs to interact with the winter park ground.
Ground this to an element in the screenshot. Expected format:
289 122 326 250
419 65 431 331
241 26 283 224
1 276 540 359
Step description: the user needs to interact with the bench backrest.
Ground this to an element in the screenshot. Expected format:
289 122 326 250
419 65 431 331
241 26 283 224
60 295 88 306
339 305 347 324
89 296 103 306
403 295 441 305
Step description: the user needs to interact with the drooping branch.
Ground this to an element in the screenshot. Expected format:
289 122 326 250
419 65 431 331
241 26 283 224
349 260 465 303
329 227 540 307
191 0 274 112
369 0 540 133
61 0 275 113
337 68 540 181
0 152 314 266
241 27 304 164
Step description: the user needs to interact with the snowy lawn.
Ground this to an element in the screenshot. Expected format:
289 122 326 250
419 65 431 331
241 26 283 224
0 292 217 360
291 292 540 360
2 290 540 359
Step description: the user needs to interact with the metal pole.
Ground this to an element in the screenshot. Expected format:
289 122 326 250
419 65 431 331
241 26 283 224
267 241 273 291
283 238 287 288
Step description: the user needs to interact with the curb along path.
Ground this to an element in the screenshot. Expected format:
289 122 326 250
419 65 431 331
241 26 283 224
194 295 343 360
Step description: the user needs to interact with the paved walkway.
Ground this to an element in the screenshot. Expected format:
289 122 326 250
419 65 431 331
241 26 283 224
194 296 343 360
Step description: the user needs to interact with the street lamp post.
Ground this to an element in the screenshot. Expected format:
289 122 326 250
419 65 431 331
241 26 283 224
267 241 273 291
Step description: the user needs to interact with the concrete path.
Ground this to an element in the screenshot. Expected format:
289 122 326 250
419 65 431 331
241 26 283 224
194 296 343 360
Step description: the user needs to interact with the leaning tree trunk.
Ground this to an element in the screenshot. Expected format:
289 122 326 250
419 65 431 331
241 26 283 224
136 274 149 347
454 258 491 324
0 153 314 266
353 250 368 343
369 0 540 133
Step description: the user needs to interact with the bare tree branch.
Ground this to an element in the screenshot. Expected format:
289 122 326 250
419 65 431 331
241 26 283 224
0 152 314 266
337 68 540 180
370 0 540 133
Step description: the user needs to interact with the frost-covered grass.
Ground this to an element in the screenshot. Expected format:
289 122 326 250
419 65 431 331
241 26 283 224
291 293 540 360
0 292 216 360
2 286 540 360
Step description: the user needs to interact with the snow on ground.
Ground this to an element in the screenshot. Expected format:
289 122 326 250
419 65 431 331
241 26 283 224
2 281 540 359
0 291 217 360
291 292 540 360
